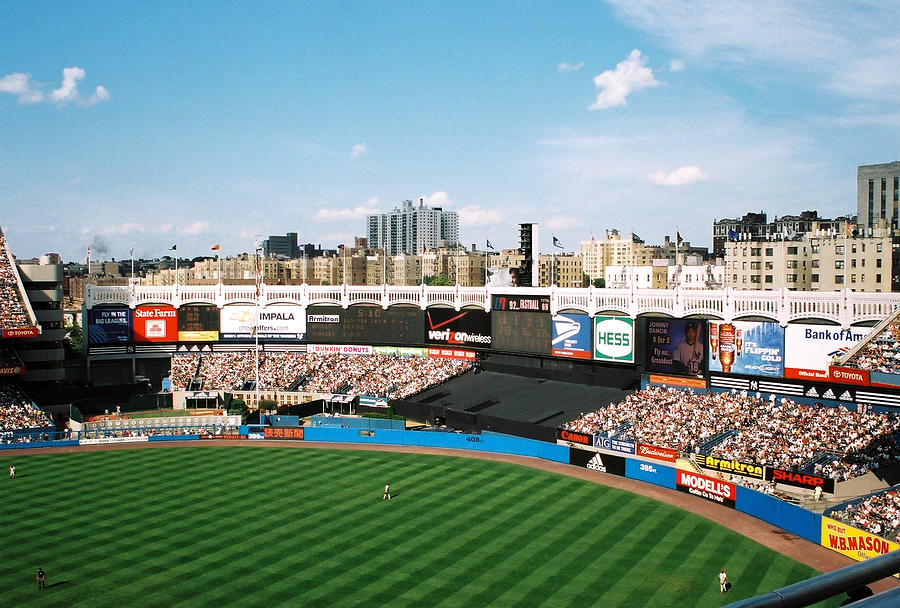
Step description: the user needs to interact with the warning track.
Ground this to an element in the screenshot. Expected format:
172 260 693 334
11 439 899 594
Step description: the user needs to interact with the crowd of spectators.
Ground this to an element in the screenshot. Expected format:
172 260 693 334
0 381 49 432
844 321 900 374
0 233 30 330
831 488 900 542
564 386 900 482
170 352 472 399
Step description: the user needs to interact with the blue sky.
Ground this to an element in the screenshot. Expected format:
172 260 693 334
2 1 898 261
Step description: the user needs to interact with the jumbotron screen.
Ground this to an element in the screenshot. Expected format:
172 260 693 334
305 305 424 345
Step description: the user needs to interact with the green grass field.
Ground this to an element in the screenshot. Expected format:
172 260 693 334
0 446 839 607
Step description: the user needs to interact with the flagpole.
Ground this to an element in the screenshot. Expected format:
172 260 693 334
254 238 260 412
130 245 134 281
86 243 91 283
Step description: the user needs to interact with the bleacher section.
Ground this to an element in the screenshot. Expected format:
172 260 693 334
412 371 631 428
0 226 39 333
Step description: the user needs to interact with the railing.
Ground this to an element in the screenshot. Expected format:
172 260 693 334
83 283 900 327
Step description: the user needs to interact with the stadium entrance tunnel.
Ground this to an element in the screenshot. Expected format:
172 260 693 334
723 549 900 607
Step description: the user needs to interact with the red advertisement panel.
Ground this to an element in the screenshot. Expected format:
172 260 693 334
1 327 39 338
0 365 25 376
676 470 736 508
132 305 178 342
637 443 679 462
828 366 870 386
264 427 304 440
426 347 476 361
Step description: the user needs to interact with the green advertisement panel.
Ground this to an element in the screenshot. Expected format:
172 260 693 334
593 316 634 363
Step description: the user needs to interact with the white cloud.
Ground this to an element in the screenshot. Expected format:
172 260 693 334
0 66 108 106
544 216 585 230
101 222 146 235
458 205 503 226
606 0 900 102
180 221 210 235
351 143 367 158
557 61 585 73
70 177 82 185
649 166 709 186
669 59 685 72
589 49 659 110
0 72 43 104
313 197 380 222
421 191 452 207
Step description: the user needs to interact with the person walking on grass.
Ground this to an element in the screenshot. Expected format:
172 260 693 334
36 568 45 590
383 482 391 500
719 569 728 594
9 464 14 479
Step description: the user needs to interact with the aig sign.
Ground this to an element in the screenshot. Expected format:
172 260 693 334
593 316 634 363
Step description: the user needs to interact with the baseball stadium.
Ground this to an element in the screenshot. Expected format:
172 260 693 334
4 231 900 606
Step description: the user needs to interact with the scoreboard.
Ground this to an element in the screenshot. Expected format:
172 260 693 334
491 294 550 313
306 306 424 345
178 305 220 342
491 310 551 355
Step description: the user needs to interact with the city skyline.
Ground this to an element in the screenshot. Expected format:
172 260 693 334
2 2 898 261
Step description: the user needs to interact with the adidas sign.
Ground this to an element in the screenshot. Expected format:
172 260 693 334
806 387 819 397
587 453 607 473
839 390 852 400
822 389 835 399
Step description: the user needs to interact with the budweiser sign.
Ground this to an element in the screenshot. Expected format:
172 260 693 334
637 443 679 462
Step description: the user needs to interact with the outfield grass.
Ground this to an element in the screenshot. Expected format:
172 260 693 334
0 446 840 607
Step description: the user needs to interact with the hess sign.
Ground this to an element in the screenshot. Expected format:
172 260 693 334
593 316 634 363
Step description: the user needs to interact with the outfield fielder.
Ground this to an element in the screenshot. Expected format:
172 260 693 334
9 464 14 479
383 482 391 500
719 569 728 594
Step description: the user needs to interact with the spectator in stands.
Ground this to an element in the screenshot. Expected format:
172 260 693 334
844 321 900 374
832 488 900 543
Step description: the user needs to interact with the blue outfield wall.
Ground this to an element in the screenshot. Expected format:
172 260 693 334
624 458 676 489
0 439 79 450
736 485 821 543
148 434 201 442
303 427 568 463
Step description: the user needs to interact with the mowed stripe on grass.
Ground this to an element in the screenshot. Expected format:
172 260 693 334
0 447 840 607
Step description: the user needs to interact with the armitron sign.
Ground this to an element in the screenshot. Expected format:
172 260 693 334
694 454 764 480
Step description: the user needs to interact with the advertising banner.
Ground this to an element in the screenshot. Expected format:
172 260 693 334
647 374 708 390
1 327 39 338
765 467 835 494
132 305 178 343
556 428 593 447
646 318 706 377
88 306 132 345
220 305 306 341
0 364 24 376
373 346 428 357
307 344 373 355
491 294 550 313
424 308 492 348
569 447 625 476
426 347 476 361
593 316 635 363
593 435 636 455
784 324 867 381
707 321 784 377
551 313 592 359
636 443 679 462
821 517 898 563
828 366 870 386
178 305 220 342
694 454 765 480
79 436 150 446
625 459 676 489
676 470 736 508
263 427 304 440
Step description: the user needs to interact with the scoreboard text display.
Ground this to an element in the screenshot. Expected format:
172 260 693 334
491 294 550 313
491 310 551 355
178 305 220 342
306 306 424 345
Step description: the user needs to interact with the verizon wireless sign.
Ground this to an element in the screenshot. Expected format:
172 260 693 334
424 309 492 348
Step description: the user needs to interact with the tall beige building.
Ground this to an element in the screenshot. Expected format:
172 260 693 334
580 230 654 283
724 224 891 291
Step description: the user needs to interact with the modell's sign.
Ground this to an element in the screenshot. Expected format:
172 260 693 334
557 429 592 446
765 467 835 493
695 454 765 480
637 443 679 462
676 470 736 508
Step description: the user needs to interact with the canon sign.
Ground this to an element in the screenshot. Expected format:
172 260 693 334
557 429 592 445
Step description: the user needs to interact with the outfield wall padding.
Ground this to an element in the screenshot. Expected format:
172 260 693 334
148 434 201 442
736 486 821 543
302 427 568 463
624 458 676 489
